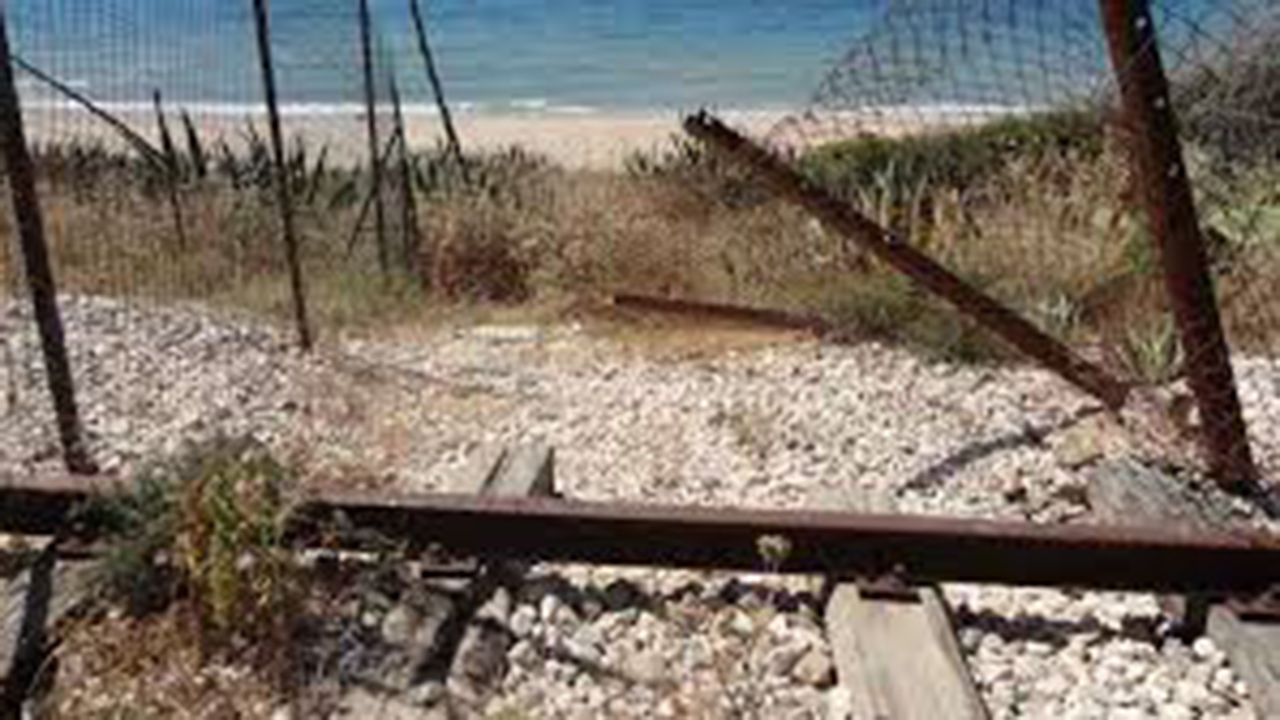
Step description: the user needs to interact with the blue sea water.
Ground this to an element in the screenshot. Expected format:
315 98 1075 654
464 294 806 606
4 0 1241 115
8 0 887 114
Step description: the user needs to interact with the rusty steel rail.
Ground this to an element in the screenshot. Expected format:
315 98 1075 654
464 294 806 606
3 473 1280 595
682 112 1130 410
1100 0 1258 492
612 293 830 333
294 493 1280 594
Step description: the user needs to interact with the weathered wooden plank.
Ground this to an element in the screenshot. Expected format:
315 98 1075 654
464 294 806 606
1 544 96 711
1087 458 1218 632
1088 459 1226 531
449 443 555 700
337 443 555 716
485 444 556 499
827 584 988 720
1206 609 1280 715
820 488 988 720
1089 459 1280 719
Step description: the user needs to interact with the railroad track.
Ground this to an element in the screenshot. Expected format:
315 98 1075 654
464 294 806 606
3 448 1280 717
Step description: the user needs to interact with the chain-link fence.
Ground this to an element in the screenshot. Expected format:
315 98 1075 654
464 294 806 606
767 0 1280 357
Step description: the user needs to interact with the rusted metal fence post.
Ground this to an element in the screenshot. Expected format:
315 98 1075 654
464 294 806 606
1099 0 1258 492
408 0 464 164
13 56 165 168
357 0 389 276
389 76 423 278
151 89 189 253
250 0 313 351
0 6 96 474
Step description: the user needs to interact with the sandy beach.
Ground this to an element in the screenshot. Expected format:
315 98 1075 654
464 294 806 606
18 102 1021 171
410 110 790 168
20 106 795 171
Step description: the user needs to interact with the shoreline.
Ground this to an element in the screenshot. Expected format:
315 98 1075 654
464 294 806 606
19 103 1032 170
20 106 788 170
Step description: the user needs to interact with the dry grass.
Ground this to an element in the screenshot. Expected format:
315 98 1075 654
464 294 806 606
39 439 392 718
46 611 283 719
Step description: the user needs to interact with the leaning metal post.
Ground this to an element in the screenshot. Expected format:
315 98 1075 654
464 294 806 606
1099 0 1258 492
409 0 464 165
358 0 389 276
0 5 95 474
250 0 313 351
684 112 1130 410
151 89 189 253
389 76 423 278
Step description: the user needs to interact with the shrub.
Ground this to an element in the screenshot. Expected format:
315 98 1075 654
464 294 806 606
809 271 1006 364
424 198 534 303
797 108 1105 207
1174 10 1280 167
624 134 773 210
78 437 299 666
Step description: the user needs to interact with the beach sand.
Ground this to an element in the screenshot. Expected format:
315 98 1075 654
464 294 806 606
407 110 791 168
20 106 795 170
19 102 1015 170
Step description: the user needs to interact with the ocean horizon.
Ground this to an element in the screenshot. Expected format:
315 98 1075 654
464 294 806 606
8 0 891 116
4 0 1240 121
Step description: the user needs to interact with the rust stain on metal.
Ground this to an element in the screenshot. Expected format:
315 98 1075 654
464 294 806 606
681 111 1130 410
293 492 1280 593
612 293 829 333
1099 0 1258 491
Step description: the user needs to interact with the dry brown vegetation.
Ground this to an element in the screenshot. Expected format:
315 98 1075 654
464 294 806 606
3 111 1279 379
37 439 426 718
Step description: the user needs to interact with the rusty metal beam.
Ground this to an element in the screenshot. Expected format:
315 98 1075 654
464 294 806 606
3 473 1279 594
682 112 1130 410
612 293 829 333
1099 0 1258 492
0 472 97 536
291 492 1280 594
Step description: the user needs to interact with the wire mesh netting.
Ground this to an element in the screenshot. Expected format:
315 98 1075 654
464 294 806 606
0 0 439 471
746 0 1280 479
0 0 430 306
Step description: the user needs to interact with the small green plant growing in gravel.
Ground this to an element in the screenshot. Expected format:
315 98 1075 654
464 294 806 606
81 437 300 665
176 439 297 654
80 469 181 616
1120 318 1184 386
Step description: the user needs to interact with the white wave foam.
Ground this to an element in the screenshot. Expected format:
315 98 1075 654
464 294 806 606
508 98 550 111
19 97 609 119
18 77 91 92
